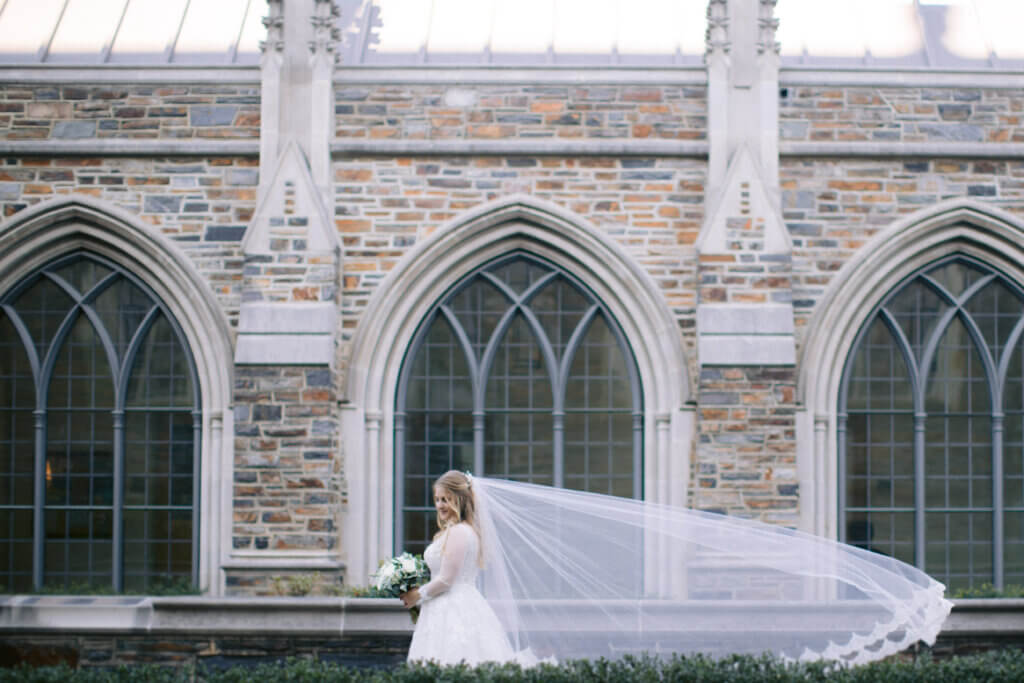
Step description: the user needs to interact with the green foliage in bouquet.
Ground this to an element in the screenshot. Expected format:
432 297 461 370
372 552 431 623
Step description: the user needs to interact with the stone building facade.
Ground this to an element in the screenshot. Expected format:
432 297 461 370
2 0 1024 600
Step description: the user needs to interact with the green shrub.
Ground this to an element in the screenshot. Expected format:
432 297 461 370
948 582 1024 599
4 650 1024 683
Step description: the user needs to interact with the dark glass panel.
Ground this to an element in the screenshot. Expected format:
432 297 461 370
12 276 75 364
531 277 590 361
925 316 991 414
884 279 947 365
0 310 36 592
926 259 988 299
565 314 631 411
1006 511 1024 585
450 279 510 361
487 258 551 295
963 278 1023 363
126 314 193 408
485 314 552 410
92 276 155 359
52 258 112 297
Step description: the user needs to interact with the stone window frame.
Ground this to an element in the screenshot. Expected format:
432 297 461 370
0 196 234 596
342 194 693 585
798 199 1024 545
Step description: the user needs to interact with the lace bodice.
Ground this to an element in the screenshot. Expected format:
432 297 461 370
418 523 479 601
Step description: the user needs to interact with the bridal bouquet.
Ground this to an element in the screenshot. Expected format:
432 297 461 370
372 552 430 622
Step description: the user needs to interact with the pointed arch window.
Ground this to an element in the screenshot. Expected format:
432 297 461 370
396 252 643 554
0 252 199 593
840 255 1024 590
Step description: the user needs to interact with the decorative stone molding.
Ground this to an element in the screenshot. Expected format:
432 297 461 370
0 196 235 596
756 0 780 56
705 0 730 58
260 0 285 54
309 0 341 59
341 194 692 584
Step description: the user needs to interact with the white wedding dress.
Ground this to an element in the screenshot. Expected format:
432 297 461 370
406 522 515 665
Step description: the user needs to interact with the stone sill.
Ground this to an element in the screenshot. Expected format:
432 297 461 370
0 596 413 637
2 597 1023 639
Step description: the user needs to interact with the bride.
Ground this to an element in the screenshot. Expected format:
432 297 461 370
400 470 953 667
400 470 515 665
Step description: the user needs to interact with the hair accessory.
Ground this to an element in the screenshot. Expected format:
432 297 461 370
463 470 474 486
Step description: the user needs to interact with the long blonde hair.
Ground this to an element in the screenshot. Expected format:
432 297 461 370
433 470 484 565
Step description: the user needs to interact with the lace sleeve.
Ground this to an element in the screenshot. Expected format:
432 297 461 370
418 524 472 603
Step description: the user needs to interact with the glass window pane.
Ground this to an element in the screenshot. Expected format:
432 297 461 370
399 253 641 552
843 258 1013 590
1 253 199 592
126 314 194 408
12 275 75 364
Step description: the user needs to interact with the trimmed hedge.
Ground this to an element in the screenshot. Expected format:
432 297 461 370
3 651 1024 683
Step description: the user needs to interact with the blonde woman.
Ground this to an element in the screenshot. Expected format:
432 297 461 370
400 470 515 665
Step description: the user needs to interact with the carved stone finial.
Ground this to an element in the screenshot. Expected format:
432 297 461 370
757 0 780 56
705 0 729 57
309 0 342 61
260 0 284 54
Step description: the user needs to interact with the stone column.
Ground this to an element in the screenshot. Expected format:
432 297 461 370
694 0 797 523
229 0 344 594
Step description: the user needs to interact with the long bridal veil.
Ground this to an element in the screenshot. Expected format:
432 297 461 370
469 476 953 666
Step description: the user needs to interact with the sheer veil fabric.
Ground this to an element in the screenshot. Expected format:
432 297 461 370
467 476 953 666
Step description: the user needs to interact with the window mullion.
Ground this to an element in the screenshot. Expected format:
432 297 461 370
32 409 46 591
914 411 927 571
192 409 202 588
993 411 1004 589
837 413 847 543
112 409 125 592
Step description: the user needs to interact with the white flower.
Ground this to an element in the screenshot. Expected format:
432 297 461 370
400 556 417 573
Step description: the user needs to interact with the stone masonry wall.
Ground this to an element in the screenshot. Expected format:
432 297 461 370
0 84 259 140
231 367 340 573
0 156 257 326
694 366 798 524
779 86 1024 143
332 155 706 392
336 85 706 140
782 156 1024 351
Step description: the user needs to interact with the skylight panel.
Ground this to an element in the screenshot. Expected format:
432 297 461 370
374 0 432 53
617 0 688 56
860 0 921 59
0 0 67 60
975 0 1024 60
109 0 188 61
553 0 615 54
426 0 492 54
940 0 989 60
777 0 865 58
491 0 553 53
173 0 249 61
235 0 266 60
47 0 127 60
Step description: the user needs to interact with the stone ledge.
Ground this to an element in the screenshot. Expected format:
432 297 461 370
331 138 709 158
0 596 413 636
1 597 1019 638
0 140 260 157
780 141 1024 159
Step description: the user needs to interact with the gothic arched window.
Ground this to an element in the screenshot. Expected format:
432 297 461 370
840 255 1024 590
0 252 199 593
396 252 643 554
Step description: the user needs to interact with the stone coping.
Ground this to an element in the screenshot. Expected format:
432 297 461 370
1 596 1022 638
